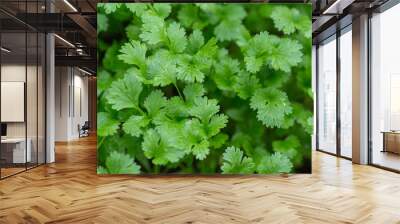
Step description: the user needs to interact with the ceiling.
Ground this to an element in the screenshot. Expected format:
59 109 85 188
0 0 99 73
312 0 390 42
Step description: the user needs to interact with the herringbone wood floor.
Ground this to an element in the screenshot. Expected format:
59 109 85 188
1 136 400 224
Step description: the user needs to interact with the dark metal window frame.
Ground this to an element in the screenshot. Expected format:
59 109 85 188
315 0 400 173
315 20 353 161
367 0 400 173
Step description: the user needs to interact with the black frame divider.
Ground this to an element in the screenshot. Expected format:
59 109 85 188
315 44 319 152
25 0 28 172
367 10 373 166
336 20 341 157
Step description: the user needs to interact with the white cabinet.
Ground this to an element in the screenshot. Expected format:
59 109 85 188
1 138 32 163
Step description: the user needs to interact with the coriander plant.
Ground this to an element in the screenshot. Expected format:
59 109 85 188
97 3 312 174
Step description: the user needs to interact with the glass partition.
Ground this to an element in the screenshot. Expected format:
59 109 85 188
1 30 28 177
339 26 352 158
371 4 400 171
27 30 38 169
38 32 45 165
317 35 337 154
0 1 46 179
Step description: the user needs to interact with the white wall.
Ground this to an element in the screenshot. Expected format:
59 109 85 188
55 67 89 141
55 66 69 141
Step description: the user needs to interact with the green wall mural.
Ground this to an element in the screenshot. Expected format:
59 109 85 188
97 3 312 174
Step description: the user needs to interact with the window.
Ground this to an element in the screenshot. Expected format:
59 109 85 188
370 3 400 171
0 1 46 179
317 35 337 154
339 27 352 158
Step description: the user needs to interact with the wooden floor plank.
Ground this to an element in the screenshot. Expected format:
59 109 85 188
0 135 400 223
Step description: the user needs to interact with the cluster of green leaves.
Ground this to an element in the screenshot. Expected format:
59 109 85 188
97 3 312 174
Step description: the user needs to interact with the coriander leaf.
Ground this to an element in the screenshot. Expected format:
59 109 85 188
99 3 122 14
269 38 302 72
244 56 263 74
125 67 152 85
102 42 128 72
211 4 250 44
291 103 313 134
272 135 301 159
192 140 210 160
221 146 255 174
206 114 228 137
242 31 274 73
153 3 172 18
97 166 108 174
97 70 112 95
105 151 141 174
147 51 178 86
165 96 189 119
212 56 240 91
97 14 108 33
250 88 292 128
270 7 298 35
143 90 167 118
209 133 228 148
142 129 185 165
189 97 220 123
97 112 119 137
296 16 312 38
156 122 187 150
125 25 141 40
183 83 205 103
257 152 293 174
196 38 218 59
214 21 245 42
270 6 311 38
187 30 204 54
231 132 253 154
234 71 261 99
183 119 209 159
178 5 199 28
125 4 147 16
177 54 206 83
123 115 150 137
261 69 291 88
139 12 165 45
166 22 187 53
118 40 147 69
219 4 247 22
243 31 273 57
106 72 143 111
